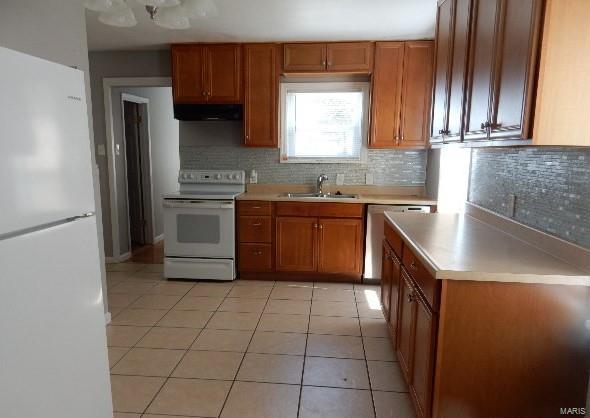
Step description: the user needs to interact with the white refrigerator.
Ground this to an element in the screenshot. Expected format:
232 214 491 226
0 48 113 418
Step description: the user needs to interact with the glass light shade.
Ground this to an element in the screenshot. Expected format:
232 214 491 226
98 7 138 27
84 0 126 12
135 0 180 7
154 5 191 29
183 0 218 19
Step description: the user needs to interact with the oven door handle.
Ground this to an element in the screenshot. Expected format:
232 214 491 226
163 200 235 209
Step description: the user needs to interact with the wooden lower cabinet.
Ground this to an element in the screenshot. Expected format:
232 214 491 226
238 243 272 271
380 241 394 320
318 218 363 275
397 271 417 382
275 217 317 272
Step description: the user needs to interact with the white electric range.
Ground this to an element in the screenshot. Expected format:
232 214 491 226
162 170 245 280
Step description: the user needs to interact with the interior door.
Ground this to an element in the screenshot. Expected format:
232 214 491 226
369 42 404 148
489 0 542 141
205 44 242 103
430 0 454 143
0 216 112 418
276 217 317 272
243 43 278 147
318 218 363 274
463 0 501 141
399 41 434 148
123 100 146 248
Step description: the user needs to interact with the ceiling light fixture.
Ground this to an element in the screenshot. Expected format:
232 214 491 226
85 0 218 30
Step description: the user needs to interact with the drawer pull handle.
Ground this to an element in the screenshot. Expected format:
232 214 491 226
407 292 415 303
410 261 418 271
253 251 263 256
252 222 262 226
251 206 261 209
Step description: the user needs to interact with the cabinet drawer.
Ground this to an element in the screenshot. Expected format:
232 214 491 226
402 247 439 311
238 243 272 271
275 202 363 218
238 201 272 216
238 216 271 243
384 222 403 258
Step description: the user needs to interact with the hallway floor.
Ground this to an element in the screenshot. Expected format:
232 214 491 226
129 241 164 264
106 263 414 418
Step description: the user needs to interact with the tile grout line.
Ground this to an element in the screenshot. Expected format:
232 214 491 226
355 285 378 418
216 279 277 418
295 282 314 418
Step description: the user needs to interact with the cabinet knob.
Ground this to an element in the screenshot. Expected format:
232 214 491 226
481 121 491 130
407 292 415 303
322 60 327 66
202 91 207 96
253 251 263 256
319 224 323 229
409 260 418 271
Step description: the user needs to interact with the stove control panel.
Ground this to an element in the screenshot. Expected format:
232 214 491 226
178 170 246 185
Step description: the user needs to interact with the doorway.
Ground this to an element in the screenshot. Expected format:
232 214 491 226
121 94 154 254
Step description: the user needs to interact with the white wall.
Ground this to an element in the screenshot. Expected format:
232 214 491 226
111 87 179 251
0 0 109 314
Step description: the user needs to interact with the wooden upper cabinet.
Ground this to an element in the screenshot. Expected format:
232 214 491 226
534 0 590 146
318 218 363 275
326 42 374 72
283 43 326 72
276 217 317 272
171 43 241 104
205 44 242 103
464 0 542 142
369 42 404 148
431 0 454 143
243 44 279 147
283 42 374 73
171 45 207 103
399 41 435 148
446 0 472 139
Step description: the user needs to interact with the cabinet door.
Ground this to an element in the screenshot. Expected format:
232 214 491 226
430 0 454 143
243 44 279 147
411 294 437 418
318 218 363 275
381 241 394 320
205 44 241 103
399 41 434 148
397 271 417 382
446 0 472 139
369 42 404 148
171 45 207 103
389 251 402 337
276 217 317 272
489 0 543 141
283 43 326 72
326 42 374 73
463 0 501 141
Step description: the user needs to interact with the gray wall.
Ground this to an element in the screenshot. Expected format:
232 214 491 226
469 147 590 248
89 50 171 257
180 121 427 185
0 0 110 313
112 87 179 254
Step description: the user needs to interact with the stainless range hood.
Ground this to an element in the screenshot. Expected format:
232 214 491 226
174 103 243 121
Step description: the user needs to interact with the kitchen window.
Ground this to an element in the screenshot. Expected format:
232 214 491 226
279 81 370 163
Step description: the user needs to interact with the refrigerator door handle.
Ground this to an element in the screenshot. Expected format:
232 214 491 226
70 212 95 220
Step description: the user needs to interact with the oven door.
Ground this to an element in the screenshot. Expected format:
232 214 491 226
163 199 235 258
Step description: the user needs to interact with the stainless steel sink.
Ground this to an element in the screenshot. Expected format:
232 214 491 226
283 192 359 199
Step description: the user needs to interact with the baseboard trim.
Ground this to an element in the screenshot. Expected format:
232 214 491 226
104 312 112 325
153 234 164 244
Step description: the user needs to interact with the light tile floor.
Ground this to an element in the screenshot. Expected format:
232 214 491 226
106 262 415 418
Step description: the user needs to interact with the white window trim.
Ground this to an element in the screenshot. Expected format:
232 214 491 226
279 81 370 164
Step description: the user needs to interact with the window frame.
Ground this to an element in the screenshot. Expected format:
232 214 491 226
279 81 370 164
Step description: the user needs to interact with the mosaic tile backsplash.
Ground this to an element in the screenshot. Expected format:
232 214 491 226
469 147 590 248
181 146 427 186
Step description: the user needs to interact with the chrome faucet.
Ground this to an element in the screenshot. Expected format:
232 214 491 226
317 174 328 195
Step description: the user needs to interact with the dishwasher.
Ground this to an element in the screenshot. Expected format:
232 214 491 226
364 204 431 281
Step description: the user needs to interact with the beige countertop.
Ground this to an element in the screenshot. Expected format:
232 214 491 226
236 184 437 206
384 212 590 286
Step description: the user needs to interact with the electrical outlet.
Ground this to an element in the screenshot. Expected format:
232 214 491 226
365 172 374 185
336 174 345 185
507 194 516 218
